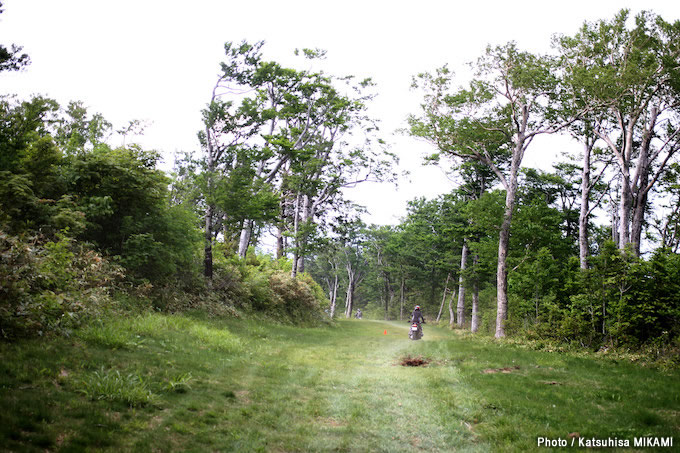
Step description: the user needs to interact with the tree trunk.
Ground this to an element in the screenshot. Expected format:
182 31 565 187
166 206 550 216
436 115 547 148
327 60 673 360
630 107 657 256
296 256 305 275
457 241 468 327
471 254 480 332
619 171 633 250
204 203 214 279
471 281 480 333
579 140 593 269
448 288 457 328
344 279 354 318
291 193 301 278
399 275 405 321
237 220 252 259
631 189 647 256
436 273 451 323
276 225 284 259
611 193 619 246
329 275 338 318
495 161 520 338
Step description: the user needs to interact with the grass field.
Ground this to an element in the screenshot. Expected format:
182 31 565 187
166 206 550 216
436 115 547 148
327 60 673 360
1 313 678 452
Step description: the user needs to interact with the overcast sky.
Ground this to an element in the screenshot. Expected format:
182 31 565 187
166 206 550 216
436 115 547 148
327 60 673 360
3 0 680 226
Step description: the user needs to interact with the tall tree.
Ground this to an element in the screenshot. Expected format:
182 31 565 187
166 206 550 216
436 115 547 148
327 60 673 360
336 218 368 318
410 43 576 337
199 41 265 278
556 10 680 255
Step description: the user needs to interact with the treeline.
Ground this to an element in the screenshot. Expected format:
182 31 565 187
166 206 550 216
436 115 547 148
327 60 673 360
1 35 365 337
307 9 680 353
0 93 334 338
308 172 680 350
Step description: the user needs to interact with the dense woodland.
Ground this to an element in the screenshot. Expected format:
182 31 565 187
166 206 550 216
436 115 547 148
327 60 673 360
1 6 680 359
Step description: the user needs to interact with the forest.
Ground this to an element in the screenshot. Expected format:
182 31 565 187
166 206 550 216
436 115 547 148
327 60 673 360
2 6 680 359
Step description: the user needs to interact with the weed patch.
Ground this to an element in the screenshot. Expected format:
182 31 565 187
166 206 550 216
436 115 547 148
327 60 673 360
76 367 157 407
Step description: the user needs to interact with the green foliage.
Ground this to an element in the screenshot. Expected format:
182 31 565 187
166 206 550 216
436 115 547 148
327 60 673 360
508 242 680 349
0 230 122 339
77 367 157 407
225 252 329 324
0 95 203 285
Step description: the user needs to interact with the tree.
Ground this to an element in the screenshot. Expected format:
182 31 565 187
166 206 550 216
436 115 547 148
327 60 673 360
198 42 394 280
199 41 267 278
336 218 368 318
556 10 680 255
410 43 577 337
0 96 201 283
307 237 343 318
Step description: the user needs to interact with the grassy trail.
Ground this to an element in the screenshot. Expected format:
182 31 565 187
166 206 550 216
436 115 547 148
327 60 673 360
215 319 482 452
1 314 679 452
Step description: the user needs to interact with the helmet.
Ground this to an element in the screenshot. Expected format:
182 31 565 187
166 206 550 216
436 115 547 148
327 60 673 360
415 305 420 310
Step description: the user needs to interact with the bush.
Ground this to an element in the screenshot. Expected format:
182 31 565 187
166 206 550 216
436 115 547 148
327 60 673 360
0 230 122 339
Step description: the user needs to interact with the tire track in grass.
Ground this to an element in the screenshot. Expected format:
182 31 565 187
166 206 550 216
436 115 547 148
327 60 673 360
216 319 488 451
302 320 488 452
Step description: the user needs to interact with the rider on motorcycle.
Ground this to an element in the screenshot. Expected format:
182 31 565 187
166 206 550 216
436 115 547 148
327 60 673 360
410 305 425 337
410 305 425 323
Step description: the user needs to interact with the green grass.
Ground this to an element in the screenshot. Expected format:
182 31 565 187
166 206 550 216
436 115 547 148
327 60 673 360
0 313 678 452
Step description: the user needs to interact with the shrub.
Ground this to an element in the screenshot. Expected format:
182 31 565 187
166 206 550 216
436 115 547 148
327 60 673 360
268 271 328 324
0 230 122 339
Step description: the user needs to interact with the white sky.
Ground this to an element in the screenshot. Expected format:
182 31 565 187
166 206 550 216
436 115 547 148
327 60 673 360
2 0 680 226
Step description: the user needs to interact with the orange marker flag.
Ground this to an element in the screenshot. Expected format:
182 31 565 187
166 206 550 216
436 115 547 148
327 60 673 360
384 330 387 335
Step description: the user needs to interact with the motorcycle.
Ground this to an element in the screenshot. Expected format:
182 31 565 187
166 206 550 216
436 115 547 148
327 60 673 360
408 322 423 340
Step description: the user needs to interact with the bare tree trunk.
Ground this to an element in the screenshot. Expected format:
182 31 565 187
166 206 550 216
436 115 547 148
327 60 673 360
631 189 648 256
204 204 214 279
399 275 405 321
329 275 338 318
238 220 253 259
611 188 620 247
448 288 457 328
295 195 311 276
203 121 217 279
344 278 354 318
471 281 480 333
276 225 284 259
619 171 632 250
579 140 593 269
436 273 451 322
495 166 519 338
471 254 480 332
457 241 468 327
630 108 657 256
291 193 301 278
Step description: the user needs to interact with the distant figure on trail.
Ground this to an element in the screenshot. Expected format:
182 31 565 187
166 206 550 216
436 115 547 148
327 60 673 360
355 309 362 319
410 305 425 338
410 305 425 324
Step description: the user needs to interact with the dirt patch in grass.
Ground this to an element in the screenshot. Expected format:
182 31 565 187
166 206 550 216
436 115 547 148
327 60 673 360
482 365 520 374
400 355 430 367
317 416 346 427
235 390 252 404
